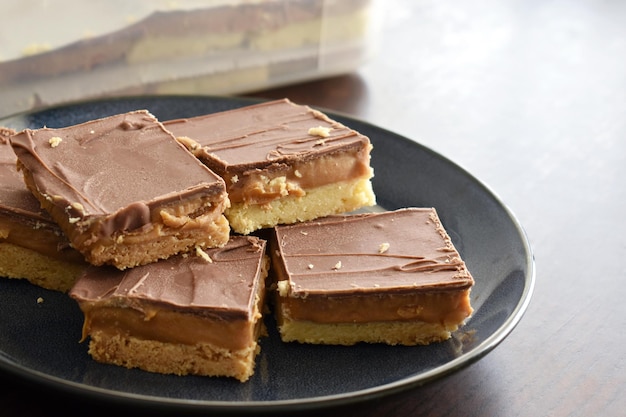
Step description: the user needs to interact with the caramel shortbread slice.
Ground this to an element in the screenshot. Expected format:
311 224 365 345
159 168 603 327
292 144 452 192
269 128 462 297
10 110 230 269
69 236 268 382
165 98 375 235
270 208 474 346
0 127 86 291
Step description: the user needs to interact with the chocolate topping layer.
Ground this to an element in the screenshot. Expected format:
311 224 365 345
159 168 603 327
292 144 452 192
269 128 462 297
70 236 266 320
0 128 48 219
164 98 372 173
9 110 226 237
273 208 474 296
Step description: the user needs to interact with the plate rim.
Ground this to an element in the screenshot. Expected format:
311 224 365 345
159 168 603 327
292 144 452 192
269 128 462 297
0 95 536 413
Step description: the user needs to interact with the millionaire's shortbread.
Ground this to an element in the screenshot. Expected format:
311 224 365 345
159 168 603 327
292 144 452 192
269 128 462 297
69 236 268 382
9 110 230 269
165 98 376 234
270 208 474 346
0 127 86 291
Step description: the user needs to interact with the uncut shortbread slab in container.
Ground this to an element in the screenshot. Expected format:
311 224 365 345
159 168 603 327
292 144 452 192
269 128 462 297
9 110 230 270
0 127 86 291
69 236 268 382
165 98 376 235
270 208 475 346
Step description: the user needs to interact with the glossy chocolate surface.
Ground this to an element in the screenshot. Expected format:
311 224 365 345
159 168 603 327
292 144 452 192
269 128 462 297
9 110 226 234
164 98 371 173
273 208 474 296
70 236 266 320
0 128 48 219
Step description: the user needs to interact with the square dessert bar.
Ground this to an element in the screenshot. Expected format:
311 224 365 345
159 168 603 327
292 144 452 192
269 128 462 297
10 110 230 269
69 236 269 382
0 127 86 291
164 98 376 235
270 208 475 346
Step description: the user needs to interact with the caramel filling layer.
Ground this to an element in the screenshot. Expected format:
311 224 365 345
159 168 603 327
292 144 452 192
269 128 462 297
276 289 473 327
220 147 373 206
0 214 84 264
80 305 262 351
75 196 231 250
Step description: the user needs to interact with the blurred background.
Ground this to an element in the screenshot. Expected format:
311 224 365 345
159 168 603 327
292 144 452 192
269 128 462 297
0 0 381 118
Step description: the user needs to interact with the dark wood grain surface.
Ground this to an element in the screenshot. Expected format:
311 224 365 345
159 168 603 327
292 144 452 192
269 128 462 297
3 1 625 416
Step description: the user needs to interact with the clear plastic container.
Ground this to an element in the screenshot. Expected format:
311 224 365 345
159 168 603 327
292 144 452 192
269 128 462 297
0 0 377 118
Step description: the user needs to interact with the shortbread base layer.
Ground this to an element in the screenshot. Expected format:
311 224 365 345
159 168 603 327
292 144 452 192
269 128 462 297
226 177 375 235
87 332 260 382
0 242 85 292
277 317 460 346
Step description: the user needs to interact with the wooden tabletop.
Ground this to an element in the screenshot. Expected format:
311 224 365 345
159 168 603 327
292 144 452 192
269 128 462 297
3 1 625 416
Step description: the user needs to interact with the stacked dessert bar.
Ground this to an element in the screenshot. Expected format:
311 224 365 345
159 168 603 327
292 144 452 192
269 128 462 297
1 98 473 382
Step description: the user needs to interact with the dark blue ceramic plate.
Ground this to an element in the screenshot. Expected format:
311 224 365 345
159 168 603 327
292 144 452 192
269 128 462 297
0 96 534 414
